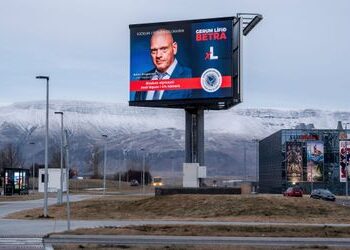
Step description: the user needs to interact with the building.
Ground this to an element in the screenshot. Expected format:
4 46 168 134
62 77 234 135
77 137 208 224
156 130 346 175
38 168 67 193
259 128 348 195
3 168 29 195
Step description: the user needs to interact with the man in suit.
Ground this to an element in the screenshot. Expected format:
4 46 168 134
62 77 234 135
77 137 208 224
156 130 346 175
134 29 192 101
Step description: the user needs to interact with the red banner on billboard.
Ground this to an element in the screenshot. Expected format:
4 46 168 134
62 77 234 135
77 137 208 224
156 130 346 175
130 76 232 92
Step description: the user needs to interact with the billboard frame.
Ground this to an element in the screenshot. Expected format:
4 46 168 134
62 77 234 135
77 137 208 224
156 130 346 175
129 16 242 110
285 141 304 183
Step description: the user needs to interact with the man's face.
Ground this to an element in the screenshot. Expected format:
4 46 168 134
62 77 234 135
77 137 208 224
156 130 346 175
150 31 177 73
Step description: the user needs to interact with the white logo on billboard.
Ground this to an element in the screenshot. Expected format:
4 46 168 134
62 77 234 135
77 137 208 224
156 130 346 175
209 46 218 60
201 68 222 93
205 46 218 60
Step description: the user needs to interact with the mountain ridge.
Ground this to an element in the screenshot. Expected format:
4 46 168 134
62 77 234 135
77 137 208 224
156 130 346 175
0 100 347 179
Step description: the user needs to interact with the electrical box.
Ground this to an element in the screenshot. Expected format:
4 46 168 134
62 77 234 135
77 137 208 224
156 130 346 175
183 163 200 187
38 168 67 193
198 166 207 178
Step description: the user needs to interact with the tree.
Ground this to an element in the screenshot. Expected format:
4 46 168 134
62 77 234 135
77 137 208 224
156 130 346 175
88 145 102 179
49 143 65 169
0 143 24 170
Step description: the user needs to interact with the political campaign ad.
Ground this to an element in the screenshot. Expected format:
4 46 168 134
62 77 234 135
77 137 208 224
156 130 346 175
129 17 235 105
339 140 350 182
286 142 303 183
306 141 324 182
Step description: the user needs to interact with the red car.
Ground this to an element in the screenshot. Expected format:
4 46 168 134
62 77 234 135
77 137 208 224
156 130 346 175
283 187 303 197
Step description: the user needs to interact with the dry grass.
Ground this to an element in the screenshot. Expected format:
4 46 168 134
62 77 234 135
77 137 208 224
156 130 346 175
52 244 344 250
63 224 350 238
0 192 57 202
6 194 350 224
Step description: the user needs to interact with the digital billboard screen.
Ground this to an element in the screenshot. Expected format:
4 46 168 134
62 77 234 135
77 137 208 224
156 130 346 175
129 17 241 109
286 142 303 183
306 141 324 182
339 140 350 182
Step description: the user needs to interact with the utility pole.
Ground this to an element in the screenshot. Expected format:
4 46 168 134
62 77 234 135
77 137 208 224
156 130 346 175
64 129 70 231
36 75 49 217
141 148 145 194
54 111 64 204
102 134 108 195
29 142 36 194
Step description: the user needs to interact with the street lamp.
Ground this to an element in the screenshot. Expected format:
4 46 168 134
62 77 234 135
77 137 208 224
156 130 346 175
36 75 49 217
170 156 174 185
252 139 259 193
243 142 247 181
140 148 145 194
123 149 128 183
252 139 259 181
102 134 108 195
54 111 64 204
29 142 36 194
63 129 71 231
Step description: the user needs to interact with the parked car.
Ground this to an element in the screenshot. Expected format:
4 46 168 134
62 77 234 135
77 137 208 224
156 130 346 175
310 189 336 201
283 187 303 197
130 179 139 186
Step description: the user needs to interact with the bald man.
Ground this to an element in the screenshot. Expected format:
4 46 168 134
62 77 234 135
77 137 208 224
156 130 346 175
135 29 192 101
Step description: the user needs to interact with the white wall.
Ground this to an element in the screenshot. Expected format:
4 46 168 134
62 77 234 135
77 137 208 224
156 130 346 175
38 168 67 192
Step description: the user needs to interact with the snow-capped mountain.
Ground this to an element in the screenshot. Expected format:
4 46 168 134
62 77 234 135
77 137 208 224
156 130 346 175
0 101 347 179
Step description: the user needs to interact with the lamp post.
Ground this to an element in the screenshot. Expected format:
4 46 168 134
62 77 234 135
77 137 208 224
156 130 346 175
63 129 70 230
102 134 108 195
54 111 64 204
171 156 174 185
36 75 49 217
29 142 36 194
252 139 259 192
123 150 128 183
243 142 247 181
141 148 145 194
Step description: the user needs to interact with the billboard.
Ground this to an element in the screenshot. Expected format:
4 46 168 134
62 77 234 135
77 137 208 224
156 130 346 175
129 17 241 109
286 142 303 183
339 140 350 182
306 141 324 182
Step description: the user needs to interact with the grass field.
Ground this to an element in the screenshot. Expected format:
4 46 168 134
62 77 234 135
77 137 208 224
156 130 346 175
57 224 350 237
7 194 350 224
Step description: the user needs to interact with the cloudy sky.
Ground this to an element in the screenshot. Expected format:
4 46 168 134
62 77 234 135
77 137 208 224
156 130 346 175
0 0 349 110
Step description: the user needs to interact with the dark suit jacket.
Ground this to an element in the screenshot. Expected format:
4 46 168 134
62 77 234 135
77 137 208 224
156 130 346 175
134 63 192 101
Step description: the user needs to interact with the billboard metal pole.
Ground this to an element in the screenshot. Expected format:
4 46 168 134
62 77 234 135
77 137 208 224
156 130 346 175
185 108 204 186
185 108 204 165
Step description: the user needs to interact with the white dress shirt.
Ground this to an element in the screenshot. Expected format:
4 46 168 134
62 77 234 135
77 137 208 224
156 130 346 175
146 59 178 100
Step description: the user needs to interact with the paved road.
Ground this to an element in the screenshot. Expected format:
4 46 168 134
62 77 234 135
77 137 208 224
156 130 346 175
44 235 350 248
0 194 94 219
1 218 350 237
1 195 350 249
0 237 46 250
1 235 350 249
